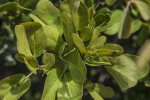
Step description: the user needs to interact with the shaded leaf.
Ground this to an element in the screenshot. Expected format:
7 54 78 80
79 26 93 42
60 12 76 50
118 7 132 39
72 1 88 31
135 0 150 21
63 50 87 84
106 0 117 6
0 2 31 12
0 74 31 100
42 53 55 72
21 22 46 57
138 24 149 46
15 53 25 63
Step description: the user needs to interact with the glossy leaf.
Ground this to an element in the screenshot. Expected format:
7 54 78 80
21 22 46 57
63 50 87 84
135 0 150 21
36 0 62 34
72 33 86 54
105 55 139 90
42 53 55 72
118 7 132 39
131 19 142 34
15 25 32 56
0 2 31 12
60 12 76 50
72 1 88 31
41 61 65 100
0 74 31 100
43 26 65 55
24 55 38 74
79 26 93 42
57 72 83 100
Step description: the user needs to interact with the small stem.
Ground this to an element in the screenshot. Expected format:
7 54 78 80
26 72 33 78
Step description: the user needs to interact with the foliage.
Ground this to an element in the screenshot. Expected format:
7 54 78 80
0 0 150 100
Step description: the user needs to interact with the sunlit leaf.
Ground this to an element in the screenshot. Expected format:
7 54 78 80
36 0 62 34
105 55 139 90
131 19 142 34
105 0 117 6
41 61 65 100
29 14 46 26
57 72 83 100
72 33 86 54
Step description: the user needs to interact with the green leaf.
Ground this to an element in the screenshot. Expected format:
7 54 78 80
24 55 38 74
84 81 114 100
21 22 47 57
0 74 31 100
57 72 83 100
138 24 149 46
97 44 124 56
41 61 65 100
72 33 86 54
118 7 132 39
94 13 110 27
124 54 149 79
105 55 139 90
42 53 55 72
43 26 65 55
29 14 46 26
60 12 76 50
91 36 106 49
104 10 122 35
85 55 117 66
19 0 40 9
0 2 31 12
88 25 103 48
63 50 87 84
131 19 142 34
36 0 62 34
84 0 93 8
135 0 150 21
105 0 117 6
72 1 88 31
60 0 79 15
79 26 93 42
15 53 25 63
15 25 32 56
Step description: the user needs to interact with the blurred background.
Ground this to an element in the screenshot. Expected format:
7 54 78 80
0 0 150 100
